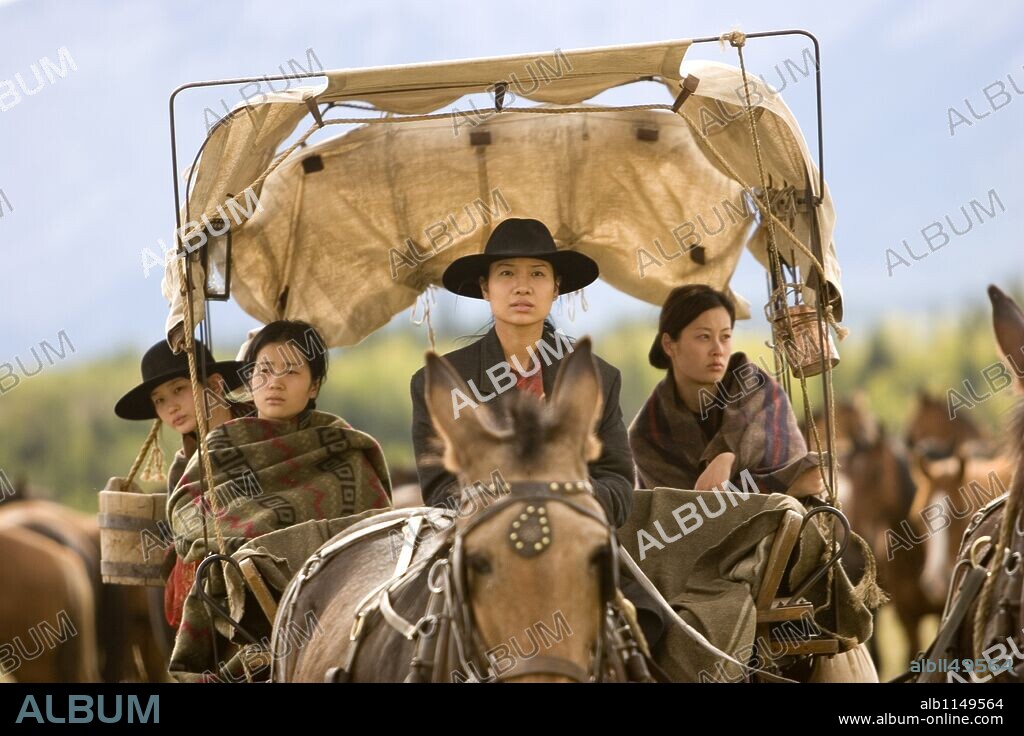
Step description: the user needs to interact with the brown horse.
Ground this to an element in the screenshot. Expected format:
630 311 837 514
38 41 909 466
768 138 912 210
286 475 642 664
273 339 639 682
909 452 1015 606
0 525 100 682
914 285 1024 682
841 421 941 659
0 497 169 682
905 389 989 460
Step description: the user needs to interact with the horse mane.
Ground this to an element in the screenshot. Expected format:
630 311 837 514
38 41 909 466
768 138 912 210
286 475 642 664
506 391 547 462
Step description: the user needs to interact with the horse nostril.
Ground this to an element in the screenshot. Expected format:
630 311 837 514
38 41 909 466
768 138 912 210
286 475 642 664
466 554 492 575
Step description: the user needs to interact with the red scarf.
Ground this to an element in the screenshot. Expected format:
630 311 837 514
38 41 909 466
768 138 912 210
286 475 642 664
512 364 544 399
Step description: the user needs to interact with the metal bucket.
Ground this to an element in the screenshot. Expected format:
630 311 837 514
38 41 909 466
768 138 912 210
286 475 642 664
769 304 840 378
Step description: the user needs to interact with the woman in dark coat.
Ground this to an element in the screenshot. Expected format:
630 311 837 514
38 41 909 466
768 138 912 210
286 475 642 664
409 217 635 527
629 284 823 496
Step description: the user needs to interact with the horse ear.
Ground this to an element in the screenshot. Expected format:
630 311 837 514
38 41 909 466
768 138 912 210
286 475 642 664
988 285 1024 390
423 352 501 472
548 337 603 461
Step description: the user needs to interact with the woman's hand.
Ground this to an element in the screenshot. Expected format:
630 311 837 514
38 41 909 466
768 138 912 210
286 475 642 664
695 452 735 491
787 467 826 498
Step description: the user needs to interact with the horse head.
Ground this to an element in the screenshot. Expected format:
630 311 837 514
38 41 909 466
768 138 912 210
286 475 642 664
845 424 916 530
906 389 984 460
423 337 614 682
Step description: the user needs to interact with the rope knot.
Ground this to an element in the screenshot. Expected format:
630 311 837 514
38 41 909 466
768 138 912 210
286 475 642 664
720 30 747 48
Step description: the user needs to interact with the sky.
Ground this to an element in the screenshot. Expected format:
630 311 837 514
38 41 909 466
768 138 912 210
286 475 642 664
0 0 1022 366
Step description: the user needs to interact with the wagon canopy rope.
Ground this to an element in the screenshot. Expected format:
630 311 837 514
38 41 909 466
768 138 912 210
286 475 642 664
176 256 227 557
715 33 834 501
122 418 165 491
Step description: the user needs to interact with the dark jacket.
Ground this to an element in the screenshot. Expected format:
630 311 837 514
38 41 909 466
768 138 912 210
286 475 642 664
409 327 635 527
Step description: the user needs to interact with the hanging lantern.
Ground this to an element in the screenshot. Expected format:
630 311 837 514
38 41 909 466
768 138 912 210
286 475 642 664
201 219 232 301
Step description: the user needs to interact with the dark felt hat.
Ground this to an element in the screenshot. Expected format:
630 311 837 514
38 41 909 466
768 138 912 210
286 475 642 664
441 218 599 299
114 340 245 420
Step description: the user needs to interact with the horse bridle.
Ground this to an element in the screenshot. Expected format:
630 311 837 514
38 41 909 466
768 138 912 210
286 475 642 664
443 479 642 683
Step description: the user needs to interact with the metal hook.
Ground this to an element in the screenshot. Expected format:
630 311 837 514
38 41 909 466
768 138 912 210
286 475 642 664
194 553 263 646
784 505 851 605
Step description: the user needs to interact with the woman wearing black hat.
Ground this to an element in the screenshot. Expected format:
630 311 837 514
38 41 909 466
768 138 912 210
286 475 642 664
409 217 635 527
115 341 251 494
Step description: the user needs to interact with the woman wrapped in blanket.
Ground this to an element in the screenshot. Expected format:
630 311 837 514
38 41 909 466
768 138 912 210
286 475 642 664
164 321 391 681
628 285 824 497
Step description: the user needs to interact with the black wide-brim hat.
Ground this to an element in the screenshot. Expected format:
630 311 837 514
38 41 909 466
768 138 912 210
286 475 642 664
441 218 600 299
114 340 245 421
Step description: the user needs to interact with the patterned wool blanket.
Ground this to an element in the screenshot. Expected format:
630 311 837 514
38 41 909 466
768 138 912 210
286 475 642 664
165 410 392 682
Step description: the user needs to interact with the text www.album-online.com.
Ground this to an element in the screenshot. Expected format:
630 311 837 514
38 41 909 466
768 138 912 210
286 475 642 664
837 713 1004 725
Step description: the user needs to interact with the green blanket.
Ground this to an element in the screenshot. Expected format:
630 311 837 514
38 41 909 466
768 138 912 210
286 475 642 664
616 487 873 682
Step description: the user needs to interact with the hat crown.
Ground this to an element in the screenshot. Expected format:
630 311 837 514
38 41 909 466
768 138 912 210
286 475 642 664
439 216 599 299
484 218 558 256
139 341 214 384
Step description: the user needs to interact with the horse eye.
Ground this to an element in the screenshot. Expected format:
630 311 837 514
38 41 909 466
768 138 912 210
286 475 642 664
466 553 492 575
589 545 611 568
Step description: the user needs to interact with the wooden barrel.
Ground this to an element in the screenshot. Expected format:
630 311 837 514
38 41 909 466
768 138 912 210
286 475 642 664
98 478 169 587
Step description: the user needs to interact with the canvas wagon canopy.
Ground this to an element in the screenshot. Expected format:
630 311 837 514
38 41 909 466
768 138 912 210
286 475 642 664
161 38 843 350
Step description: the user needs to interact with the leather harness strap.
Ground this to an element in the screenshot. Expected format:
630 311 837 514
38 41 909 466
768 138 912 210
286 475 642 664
891 537 997 682
448 480 624 683
494 655 591 682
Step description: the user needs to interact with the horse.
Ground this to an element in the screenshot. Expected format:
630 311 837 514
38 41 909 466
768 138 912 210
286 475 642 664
0 496 169 682
271 339 644 682
0 525 100 682
913 285 1024 682
908 452 1015 606
905 389 989 460
840 420 941 660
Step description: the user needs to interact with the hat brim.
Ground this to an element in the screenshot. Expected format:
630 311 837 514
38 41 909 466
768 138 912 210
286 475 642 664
114 361 246 420
441 251 599 299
